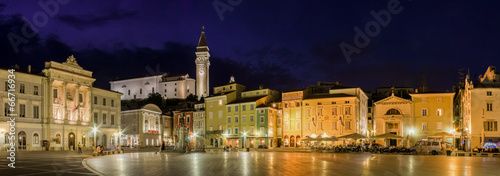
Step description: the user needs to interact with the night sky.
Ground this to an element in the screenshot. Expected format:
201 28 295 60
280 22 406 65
1 0 500 93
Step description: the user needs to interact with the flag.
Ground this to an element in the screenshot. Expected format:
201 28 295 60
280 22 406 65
339 115 344 126
72 104 79 112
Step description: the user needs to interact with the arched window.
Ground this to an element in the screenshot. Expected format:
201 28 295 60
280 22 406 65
33 133 39 144
210 138 214 145
56 134 61 144
386 109 401 115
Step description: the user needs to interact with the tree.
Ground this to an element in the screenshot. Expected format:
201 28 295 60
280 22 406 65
185 94 198 102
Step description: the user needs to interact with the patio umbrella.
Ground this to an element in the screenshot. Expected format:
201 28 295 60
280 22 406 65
302 137 314 142
371 133 404 139
337 133 368 140
427 132 454 138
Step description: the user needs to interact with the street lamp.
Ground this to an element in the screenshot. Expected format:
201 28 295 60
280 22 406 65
92 127 97 156
119 131 122 152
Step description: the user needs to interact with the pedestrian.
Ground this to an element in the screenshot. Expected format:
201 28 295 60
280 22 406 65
78 142 82 154
96 145 100 156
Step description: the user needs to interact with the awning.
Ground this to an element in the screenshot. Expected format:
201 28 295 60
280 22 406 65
338 133 368 140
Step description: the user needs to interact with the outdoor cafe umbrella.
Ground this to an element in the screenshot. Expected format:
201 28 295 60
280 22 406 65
337 133 368 140
371 133 404 139
338 133 368 145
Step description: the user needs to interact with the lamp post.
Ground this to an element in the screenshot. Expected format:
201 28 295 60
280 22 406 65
92 127 97 156
119 131 122 152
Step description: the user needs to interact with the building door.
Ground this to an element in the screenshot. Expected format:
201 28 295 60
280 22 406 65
390 132 397 146
277 138 282 147
102 134 107 148
68 132 75 151
18 131 26 150
214 139 218 147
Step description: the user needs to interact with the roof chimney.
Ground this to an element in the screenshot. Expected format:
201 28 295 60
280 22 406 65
28 65 31 73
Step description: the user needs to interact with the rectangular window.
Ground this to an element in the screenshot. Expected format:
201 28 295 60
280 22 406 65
227 106 231 112
345 107 351 115
20 84 25 93
437 109 443 116
284 121 289 130
296 122 301 130
94 113 98 124
242 115 246 122
53 89 58 98
33 106 39 119
128 90 130 95
103 98 106 106
242 105 246 111
20 104 25 117
234 128 239 135
278 128 282 135
103 114 107 124
437 97 442 103
332 107 338 115
250 115 254 122
250 127 254 134
260 116 264 123
94 96 97 104
333 121 338 130
487 91 492 96
209 112 213 119
277 118 281 125
34 86 38 95
250 104 255 110
422 122 428 130
484 121 498 131
111 115 115 125
5 103 9 116
345 121 351 130
422 109 428 116
345 101 350 104
437 122 442 130
296 110 300 118
218 110 222 118
79 94 83 103
260 127 264 135
209 102 213 107
317 108 323 116
487 103 493 111
140 88 142 94
228 117 231 123
235 106 239 112
235 116 239 123
219 125 223 130
111 100 114 107
305 109 310 117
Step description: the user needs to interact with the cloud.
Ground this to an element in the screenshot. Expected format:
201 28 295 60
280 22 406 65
57 10 138 29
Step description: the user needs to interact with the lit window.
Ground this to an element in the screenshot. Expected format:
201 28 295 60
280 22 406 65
437 109 443 116
487 91 492 96
422 109 428 116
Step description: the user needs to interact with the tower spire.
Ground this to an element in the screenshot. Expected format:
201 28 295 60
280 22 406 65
197 26 208 50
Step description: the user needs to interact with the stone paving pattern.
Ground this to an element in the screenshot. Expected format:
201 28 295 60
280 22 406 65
85 151 500 176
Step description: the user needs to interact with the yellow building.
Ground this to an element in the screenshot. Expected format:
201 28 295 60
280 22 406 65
204 77 245 148
410 92 455 145
282 86 368 147
373 93 413 147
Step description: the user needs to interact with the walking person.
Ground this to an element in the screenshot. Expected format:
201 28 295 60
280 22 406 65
78 142 82 154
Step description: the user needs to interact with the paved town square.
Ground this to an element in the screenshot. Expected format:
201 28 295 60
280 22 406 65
83 151 500 176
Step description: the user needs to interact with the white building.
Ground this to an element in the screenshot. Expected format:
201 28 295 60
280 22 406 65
0 55 121 151
121 104 163 148
462 66 500 150
110 73 195 100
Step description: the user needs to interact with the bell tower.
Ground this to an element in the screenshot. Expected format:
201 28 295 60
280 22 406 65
195 26 210 99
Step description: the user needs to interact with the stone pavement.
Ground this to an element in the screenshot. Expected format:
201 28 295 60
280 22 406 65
0 150 96 176
85 151 500 176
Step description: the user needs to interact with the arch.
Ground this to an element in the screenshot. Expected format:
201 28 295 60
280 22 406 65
102 134 107 148
290 136 295 147
33 133 39 144
385 108 401 115
55 133 61 144
210 138 214 146
18 131 27 150
68 132 76 150
141 104 162 113
296 136 301 147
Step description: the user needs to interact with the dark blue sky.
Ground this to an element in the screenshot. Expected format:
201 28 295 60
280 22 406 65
1 0 499 92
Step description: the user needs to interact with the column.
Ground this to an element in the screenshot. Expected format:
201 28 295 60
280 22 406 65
76 85 80 122
62 82 67 121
